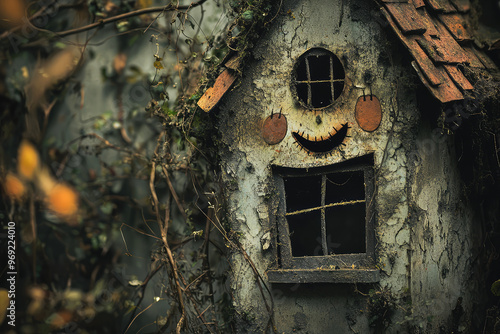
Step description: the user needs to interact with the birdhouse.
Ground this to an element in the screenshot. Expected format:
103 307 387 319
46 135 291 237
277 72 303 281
198 0 499 332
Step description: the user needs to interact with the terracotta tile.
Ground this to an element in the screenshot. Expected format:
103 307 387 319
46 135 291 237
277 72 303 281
449 0 470 12
385 2 427 34
381 8 443 85
417 8 439 36
443 64 473 90
430 19 470 63
411 0 426 8
197 69 237 112
438 13 473 42
425 0 457 12
417 38 445 63
411 61 464 103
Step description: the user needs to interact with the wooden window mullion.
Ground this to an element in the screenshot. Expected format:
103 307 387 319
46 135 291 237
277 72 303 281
305 56 312 106
321 175 327 255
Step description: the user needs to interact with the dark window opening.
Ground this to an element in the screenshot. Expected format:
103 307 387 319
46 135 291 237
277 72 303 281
284 170 366 257
293 48 345 109
270 155 379 283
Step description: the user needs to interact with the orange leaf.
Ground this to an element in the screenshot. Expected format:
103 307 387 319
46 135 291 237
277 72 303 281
17 140 39 180
47 183 79 216
3 173 25 200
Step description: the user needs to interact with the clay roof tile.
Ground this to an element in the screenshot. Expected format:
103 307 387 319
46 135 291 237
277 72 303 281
385 2 427 34
379 0 497 103
438 13 473 42
425 0 457 13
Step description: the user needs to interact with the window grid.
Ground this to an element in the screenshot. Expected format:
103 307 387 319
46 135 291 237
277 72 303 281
295 51 345 107
273 155 376 271
284 176 367 256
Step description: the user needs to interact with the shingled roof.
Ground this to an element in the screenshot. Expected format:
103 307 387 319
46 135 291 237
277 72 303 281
379 0 498 103
198 0 499 112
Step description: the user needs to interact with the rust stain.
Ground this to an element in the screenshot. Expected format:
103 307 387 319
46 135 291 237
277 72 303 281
438 13 473 42
197 69 237 112
355 95 382 132
411 0 426 8
262 114 287 145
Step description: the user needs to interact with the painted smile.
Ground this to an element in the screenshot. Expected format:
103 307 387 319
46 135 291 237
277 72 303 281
292 123 349 154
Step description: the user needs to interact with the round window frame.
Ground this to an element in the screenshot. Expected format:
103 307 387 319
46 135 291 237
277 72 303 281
291 48 347 110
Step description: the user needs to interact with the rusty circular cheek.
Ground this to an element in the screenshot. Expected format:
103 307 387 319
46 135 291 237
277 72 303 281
355 95 382 132
262 114 287 145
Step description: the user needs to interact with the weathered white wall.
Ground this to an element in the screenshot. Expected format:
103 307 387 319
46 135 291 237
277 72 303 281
216 0 481 332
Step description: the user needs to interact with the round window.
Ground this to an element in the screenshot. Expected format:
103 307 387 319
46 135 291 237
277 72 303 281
293 48 345 109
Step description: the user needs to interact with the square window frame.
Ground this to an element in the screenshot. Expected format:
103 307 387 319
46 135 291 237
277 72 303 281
268 155 379 283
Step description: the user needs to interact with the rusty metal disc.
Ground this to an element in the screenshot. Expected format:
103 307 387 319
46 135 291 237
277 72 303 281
262 114 287 145
355 95 382 132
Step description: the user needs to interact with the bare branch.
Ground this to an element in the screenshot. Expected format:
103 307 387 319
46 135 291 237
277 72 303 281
49 0 208 38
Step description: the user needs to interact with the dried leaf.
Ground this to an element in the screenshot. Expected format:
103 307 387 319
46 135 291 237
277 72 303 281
104 1 118 16
113 53 127 75
154 57 164 70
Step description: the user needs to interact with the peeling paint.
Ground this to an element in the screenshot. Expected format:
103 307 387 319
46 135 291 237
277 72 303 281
215 0 482 332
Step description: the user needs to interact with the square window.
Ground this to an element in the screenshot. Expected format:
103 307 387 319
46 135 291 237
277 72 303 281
269 155 379 283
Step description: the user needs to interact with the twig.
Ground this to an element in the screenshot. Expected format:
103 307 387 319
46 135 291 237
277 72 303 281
66 133 146 160
124 301 156 334
0 0 62 41
43 0 208 38
149 134 186 333
197 194 275 332
162 165 187 221
125 260 164 330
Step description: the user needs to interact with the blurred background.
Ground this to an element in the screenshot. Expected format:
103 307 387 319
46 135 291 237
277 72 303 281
0 0 245 332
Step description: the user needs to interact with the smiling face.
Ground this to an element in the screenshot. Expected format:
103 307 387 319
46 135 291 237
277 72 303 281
260 47 382 159
292 123 349 155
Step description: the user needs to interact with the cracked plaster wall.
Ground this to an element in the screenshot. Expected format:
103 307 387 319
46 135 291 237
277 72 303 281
215 0 480 332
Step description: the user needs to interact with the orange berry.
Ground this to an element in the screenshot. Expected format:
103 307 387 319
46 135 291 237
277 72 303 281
47 183 78 216
4 173 25 200
17 141 39 180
